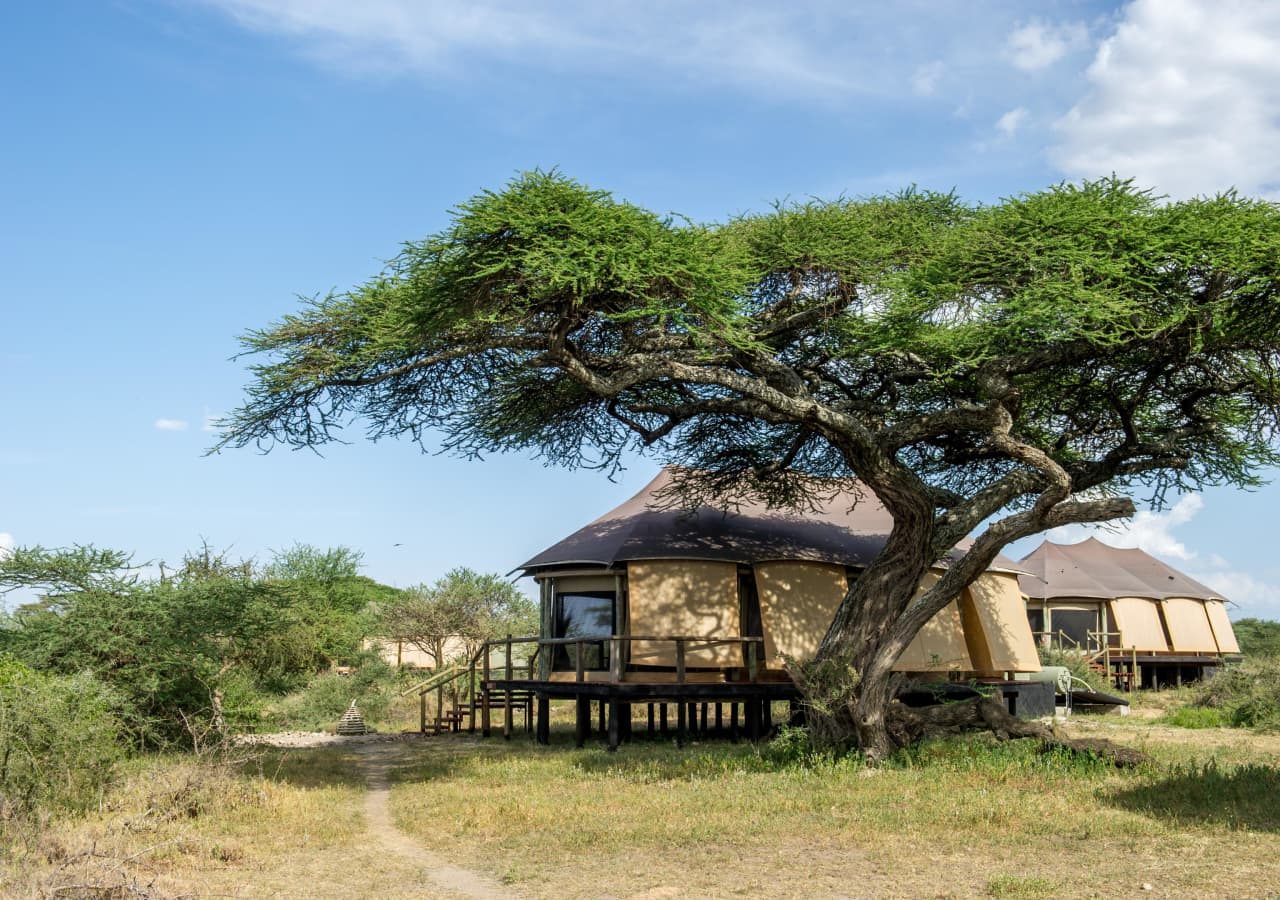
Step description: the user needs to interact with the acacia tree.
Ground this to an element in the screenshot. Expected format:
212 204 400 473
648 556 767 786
218 172 1280 757
376 568 537 667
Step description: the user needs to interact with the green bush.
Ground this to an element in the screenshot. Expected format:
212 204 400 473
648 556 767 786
0 658 122 824
1232 618 1280 657
1163 706 1229 729
1175 656 1280 731
1037 647 1112 694
265 656 400 731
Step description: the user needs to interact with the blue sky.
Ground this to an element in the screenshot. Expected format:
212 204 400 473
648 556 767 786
4 1 1280 618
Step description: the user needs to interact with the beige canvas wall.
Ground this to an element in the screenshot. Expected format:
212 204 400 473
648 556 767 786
627 560 741 667
960 573 1041 674
1160 597 1219 653
753 561 848 664
1204 600 1241 654
1108 597 1169 652
894 572 974 672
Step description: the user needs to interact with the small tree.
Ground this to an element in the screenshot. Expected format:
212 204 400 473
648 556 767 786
218 172 1280 756
376 568 536 668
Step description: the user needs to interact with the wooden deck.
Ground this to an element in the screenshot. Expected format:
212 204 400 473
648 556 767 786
470 634 799 750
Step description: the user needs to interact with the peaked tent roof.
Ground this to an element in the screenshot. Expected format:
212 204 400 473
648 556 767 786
1017 537 1223 602
521 468 1022 574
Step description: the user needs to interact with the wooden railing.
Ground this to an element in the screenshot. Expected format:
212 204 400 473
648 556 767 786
466 634 766 738
403 664 470 734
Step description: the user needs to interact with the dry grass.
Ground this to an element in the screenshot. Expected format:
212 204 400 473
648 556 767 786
6 704 1280 899
0 748 442 899
388 708 1280 899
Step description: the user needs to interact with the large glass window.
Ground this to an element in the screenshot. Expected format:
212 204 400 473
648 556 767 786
553 591 615 671
1049 607 1098 649
1026 608 1044 636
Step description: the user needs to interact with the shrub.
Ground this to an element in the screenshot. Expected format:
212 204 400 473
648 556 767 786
1178 656 1280 731
1162 706 1229 729
0 658 123 825
265 656 400 731
1037 647 1113 694
1232 618 1280 657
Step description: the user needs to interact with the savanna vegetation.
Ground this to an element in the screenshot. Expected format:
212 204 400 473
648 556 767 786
0 539 529 875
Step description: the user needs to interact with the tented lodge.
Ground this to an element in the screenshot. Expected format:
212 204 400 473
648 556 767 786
471 469 1048 747
463 471 1242 746
1017 538 1241 688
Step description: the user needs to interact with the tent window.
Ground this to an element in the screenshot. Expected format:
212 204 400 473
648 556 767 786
1049 607 1097 648
553 591 615 671
1026 608 1044 636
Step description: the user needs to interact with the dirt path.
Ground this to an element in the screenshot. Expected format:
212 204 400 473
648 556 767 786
353 741 516 899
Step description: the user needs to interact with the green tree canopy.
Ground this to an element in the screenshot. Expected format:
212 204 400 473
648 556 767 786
218 172 1280 755
376 567 537 667
0 543 395 745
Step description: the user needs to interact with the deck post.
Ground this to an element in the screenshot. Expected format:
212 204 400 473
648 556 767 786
436 685 444 734
675 640 686 685
536 694 549 745
503 636 514 740
419 690 427 734
610 637 623 683
676 698 686 747
762 698 773 734
647 703 655 736
730 703 739 742
607 698 621 752
575 639 585 683
715 702 723 734
481 644 492 737
468 659 477 733
575 696 590 747
747 641 759 683
746 699 761 742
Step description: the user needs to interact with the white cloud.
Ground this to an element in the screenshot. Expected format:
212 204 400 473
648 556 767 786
995 106 1028 138
196 1 1084 105
154 418 189 431
1006 20 1089 71
1047 493 1201 560
0 533 13 559
912 61 944 96
1053 0 1280 198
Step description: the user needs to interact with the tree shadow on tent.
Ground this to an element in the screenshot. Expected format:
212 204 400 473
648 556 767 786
1105 761 1280 833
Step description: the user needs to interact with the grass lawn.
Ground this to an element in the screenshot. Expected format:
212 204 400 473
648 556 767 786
5 703 1279 898
1 748 444 899
389 706 1280 899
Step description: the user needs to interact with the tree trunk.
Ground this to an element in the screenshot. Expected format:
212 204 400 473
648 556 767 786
811 487 938 757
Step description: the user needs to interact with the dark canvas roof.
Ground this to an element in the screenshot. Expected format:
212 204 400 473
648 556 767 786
522 468 1023 574
1018 537 1223 602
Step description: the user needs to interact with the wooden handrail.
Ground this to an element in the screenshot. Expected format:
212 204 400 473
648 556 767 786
472 633 766 685
399 664 467 698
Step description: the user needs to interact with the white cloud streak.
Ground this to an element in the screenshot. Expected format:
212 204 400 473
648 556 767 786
995 106 1028 138
196 1 1091 105
1006 20 1088 71
1053 0 1280 198
154 418 189 431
